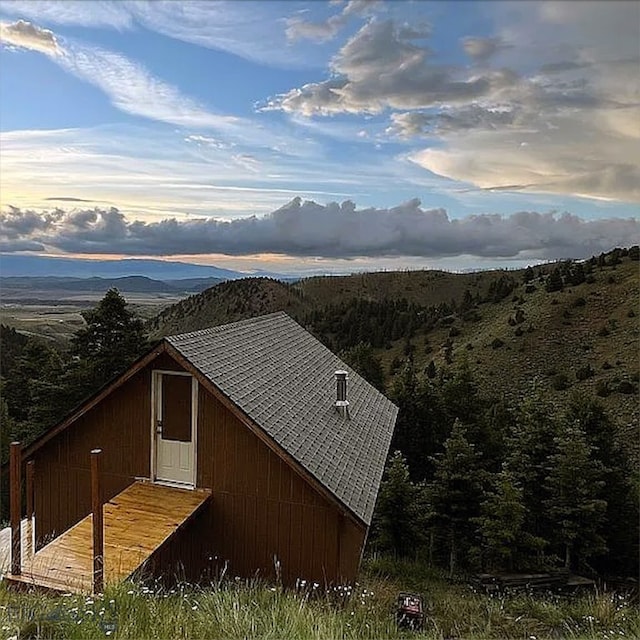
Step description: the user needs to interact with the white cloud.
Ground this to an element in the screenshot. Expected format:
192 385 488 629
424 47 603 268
286 0 383 43
0 0 132 29
0 19 61 55
57 40 240 131
267 3 640 202
2 198 635 260
267 19 500 115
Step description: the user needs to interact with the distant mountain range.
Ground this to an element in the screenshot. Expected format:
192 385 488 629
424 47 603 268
0 254 290 281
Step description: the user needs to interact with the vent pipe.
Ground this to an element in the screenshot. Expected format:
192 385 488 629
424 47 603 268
335 370 350 419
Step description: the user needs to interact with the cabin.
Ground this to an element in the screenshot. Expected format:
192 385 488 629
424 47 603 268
4 312 398 593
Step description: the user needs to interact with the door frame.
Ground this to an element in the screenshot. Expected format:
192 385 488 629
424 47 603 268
150 369 198 488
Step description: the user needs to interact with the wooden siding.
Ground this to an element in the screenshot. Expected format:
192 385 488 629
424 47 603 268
194 386 366 585
29 349 366 586
33 366 155 546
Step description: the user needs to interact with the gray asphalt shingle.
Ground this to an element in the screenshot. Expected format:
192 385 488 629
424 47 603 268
166 312 398 525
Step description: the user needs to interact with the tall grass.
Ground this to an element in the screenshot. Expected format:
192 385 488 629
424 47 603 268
0 560 638 639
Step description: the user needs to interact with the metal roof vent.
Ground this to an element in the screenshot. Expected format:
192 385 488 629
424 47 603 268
335 370 350 419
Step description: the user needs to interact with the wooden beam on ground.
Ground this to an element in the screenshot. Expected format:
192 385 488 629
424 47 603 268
91 448 104 594
10 441 22 576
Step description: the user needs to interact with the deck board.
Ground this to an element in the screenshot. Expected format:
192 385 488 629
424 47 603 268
4 482 210 594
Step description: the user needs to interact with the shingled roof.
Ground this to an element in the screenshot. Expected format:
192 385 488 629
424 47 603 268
166 312 398 526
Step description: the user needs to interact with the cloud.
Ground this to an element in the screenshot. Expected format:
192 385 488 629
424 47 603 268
286 0 383 43
268 3 640 202
0 0 328 68
55 40 240 131
0 0 132 28
461 36 504 63
267 19 503 115
0 19 61 55
2 199 636 261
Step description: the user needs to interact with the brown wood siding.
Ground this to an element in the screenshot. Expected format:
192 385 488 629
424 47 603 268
194 386 366 586
28 348 366 585
33 365 160 546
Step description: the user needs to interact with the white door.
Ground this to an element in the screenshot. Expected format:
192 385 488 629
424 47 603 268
153 371 197 486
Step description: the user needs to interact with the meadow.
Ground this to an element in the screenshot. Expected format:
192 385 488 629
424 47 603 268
0 559 637 640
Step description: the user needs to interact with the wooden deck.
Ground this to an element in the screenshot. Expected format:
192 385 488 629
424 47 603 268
4 482 211 594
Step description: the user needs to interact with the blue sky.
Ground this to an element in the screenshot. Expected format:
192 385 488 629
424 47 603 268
0 0 638 274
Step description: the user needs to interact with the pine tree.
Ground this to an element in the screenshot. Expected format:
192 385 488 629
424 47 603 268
427 420 486 576
544 422 607 569
70 288 148 392
474 469 545 571
504 396 559 551
371 451 428 557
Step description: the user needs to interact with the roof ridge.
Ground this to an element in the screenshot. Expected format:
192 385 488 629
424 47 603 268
167 311 290 340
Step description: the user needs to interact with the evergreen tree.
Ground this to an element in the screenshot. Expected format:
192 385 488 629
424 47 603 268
390 361 449 481
340 343 385 390
474 469 545 571
544 423 607 569
70 288 148 392
504 396 559 550
427 420 486 576
565 395 638 574
371 451 428 557
545 268 564 292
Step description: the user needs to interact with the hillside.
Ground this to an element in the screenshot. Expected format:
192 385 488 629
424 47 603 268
148 249 639 435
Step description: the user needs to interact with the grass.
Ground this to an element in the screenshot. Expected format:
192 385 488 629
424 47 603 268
1 560 638 639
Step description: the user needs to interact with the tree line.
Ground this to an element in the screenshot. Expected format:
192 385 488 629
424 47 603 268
370 358 638 577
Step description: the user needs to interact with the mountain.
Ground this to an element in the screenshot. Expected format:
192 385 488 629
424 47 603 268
0 255 246 280
148 249 639 446
0 275 225 297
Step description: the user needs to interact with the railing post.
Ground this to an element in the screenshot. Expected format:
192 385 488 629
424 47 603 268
10 441 22 576
91 448 104 594
25 459 35 561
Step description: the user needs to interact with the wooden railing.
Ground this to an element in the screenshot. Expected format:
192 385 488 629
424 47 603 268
9 442 105 594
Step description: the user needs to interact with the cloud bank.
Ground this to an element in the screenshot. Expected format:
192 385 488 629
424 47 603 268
266 2 640 203
1 199 635 260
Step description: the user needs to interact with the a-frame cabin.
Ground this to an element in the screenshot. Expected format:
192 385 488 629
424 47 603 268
4 312 397 593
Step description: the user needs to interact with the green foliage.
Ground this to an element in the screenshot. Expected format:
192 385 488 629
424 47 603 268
340 343 385 390
545 268 564 293
427 420 487 576
70 288 148 391
2 570 639 640
474 470 544 572
544 423 608 569
371 451 428 557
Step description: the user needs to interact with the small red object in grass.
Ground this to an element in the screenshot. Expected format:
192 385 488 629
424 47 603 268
396 591 424 630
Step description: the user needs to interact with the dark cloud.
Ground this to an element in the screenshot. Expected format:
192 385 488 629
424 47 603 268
45 197 96 202
1 200 636 261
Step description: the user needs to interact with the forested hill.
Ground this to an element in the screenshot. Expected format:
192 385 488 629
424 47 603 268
148 248 639 437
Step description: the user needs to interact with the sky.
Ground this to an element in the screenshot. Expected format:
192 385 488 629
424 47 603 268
0 0 638 275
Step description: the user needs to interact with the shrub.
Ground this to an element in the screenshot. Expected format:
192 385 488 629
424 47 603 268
602 361 613 370
617 380 636 395
490 337 504 349
595 380 611 397
597 326 610 337
575 364 595 381
551 373 569 391
448 326 461 338
572 296 586 308
514 326 524 337
628 308 636 318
